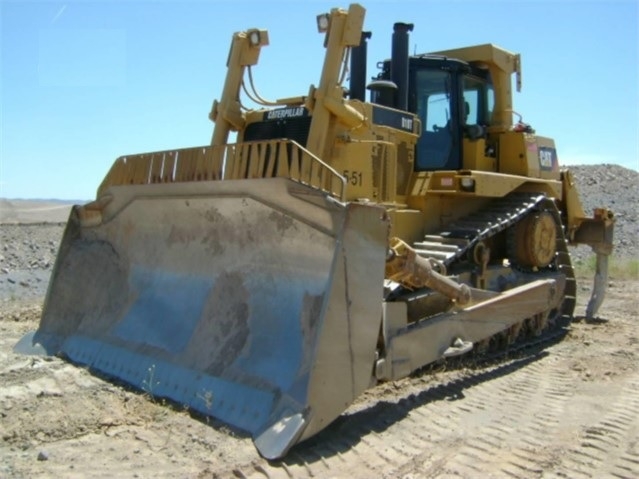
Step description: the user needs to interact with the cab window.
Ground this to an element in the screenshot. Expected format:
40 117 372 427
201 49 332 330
415 69 453 170
462 75 493 126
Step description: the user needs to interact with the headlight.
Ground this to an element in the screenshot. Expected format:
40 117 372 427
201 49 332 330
316 13 330 32
460 177 475 192
248 30 261 46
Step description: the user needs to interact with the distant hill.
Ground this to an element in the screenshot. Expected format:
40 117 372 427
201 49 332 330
7 198 88 204
0 199 78 224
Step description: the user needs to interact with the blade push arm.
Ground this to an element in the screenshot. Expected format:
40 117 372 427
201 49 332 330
209 28 269 146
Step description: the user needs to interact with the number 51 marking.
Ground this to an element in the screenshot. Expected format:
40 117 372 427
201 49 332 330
343 170 363 187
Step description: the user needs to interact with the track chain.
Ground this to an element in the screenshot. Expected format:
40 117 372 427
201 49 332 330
413 192 547 266
410 191 577 366
413 191 576 317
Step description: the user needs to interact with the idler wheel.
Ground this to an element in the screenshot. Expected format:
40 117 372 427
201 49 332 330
513 211 557 268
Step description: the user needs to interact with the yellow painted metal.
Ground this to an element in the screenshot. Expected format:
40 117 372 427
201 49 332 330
306 4 366 160
324 93 367 128
209 29 269 147
432 43 521 131
380 277 564 381
28 3 618 460
95 3 607 278
561 169 615 253
462 138 496 172
561 169 587 230
407 170 561 199
499 132 560 179
387 209 424 245
513 212 557 268
312 100 419 202
98 140 346 201
386 238 471 304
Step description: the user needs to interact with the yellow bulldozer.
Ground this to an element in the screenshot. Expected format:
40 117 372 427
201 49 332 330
17 4 614 460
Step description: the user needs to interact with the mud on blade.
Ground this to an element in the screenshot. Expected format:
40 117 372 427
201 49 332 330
19 178 389 459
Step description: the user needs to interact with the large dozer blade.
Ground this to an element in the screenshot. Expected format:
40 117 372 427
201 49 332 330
16 178 389 459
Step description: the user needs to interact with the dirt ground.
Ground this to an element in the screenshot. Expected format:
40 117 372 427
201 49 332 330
1 274 637 478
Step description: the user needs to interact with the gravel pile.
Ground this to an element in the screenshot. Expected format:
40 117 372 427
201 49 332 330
0 164 636 301
568 164 638 263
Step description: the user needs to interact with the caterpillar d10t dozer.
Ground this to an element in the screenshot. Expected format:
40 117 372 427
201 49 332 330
17 4 614 460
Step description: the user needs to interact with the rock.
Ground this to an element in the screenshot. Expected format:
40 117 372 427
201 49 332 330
37 450 49 461
569 164 638 262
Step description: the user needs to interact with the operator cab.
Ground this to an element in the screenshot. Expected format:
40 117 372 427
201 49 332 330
372 56 495 172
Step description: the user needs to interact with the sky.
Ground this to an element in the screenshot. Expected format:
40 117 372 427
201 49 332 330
1 0 638 200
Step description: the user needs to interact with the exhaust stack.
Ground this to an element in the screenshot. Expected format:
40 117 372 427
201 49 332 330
349 31 372 101
391 22 414 111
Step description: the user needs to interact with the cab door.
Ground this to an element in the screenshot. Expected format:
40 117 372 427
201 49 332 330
411 60 463 171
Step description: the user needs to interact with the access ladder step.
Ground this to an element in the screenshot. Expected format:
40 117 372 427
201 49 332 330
413 241 461 253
